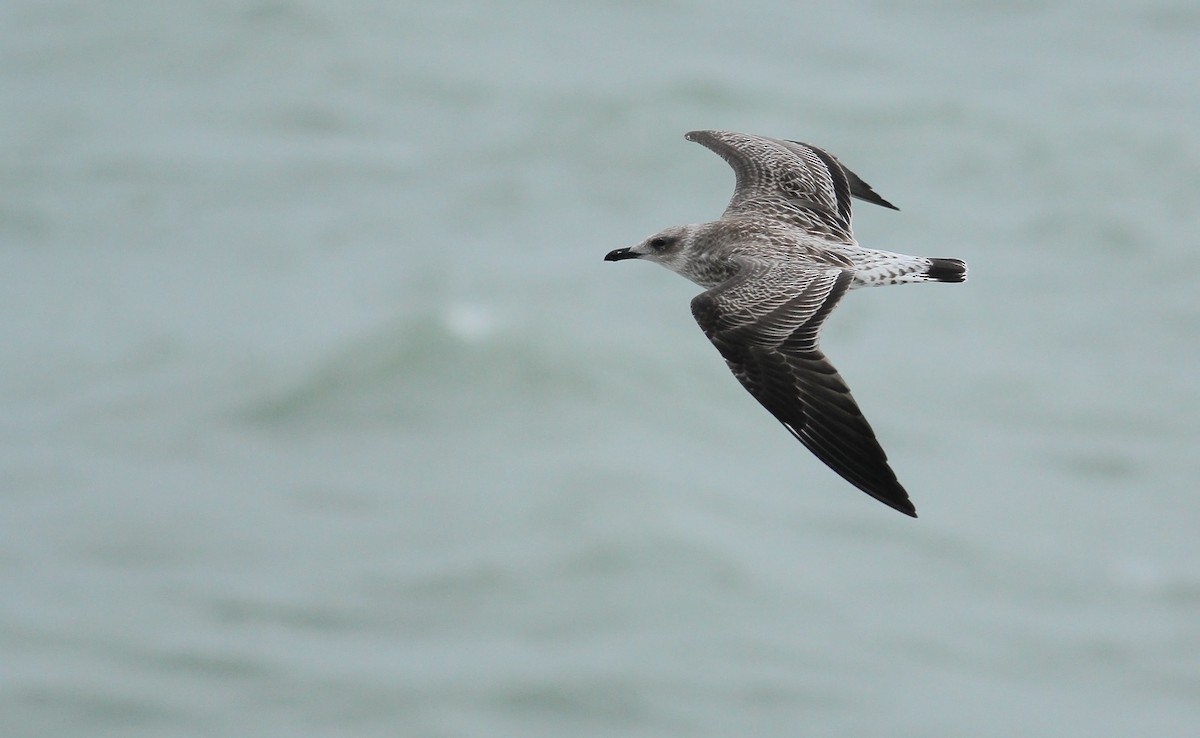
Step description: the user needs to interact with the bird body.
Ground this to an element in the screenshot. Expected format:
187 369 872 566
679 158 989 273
605 130 966 517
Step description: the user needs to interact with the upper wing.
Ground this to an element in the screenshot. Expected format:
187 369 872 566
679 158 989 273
689 261 916 517
685 130 898 244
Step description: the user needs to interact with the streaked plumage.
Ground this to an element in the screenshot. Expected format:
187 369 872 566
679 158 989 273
604 130 967 517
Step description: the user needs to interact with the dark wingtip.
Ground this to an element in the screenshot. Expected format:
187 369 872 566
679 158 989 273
862 190 900 211
783 138 900 211
844 168 900 211
927 258 968 283
854 482 917 517
870 486 918 517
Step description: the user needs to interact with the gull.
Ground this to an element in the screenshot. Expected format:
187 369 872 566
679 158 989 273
604 130 966 517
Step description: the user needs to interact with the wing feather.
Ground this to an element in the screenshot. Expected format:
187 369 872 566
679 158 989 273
690 263 916 516
685 130 898 243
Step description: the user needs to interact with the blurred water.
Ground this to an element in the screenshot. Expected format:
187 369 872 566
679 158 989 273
3 1 1200 736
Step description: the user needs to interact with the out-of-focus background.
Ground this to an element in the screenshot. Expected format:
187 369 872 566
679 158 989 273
4 1 1199 736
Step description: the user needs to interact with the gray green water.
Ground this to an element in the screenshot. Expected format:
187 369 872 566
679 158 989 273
4 1 1200 736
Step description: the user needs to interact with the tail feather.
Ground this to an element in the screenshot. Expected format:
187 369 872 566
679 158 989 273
926 258 967 283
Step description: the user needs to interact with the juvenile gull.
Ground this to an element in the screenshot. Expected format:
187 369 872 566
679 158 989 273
605 130 966 517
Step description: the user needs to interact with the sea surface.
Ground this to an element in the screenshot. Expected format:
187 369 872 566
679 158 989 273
3 1 1200 736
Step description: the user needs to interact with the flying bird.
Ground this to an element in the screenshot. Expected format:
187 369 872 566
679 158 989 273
605 130 966 517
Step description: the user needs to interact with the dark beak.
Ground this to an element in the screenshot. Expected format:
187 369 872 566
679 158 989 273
604 247 638 262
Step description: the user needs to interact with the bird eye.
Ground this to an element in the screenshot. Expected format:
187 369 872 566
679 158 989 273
648 236 672 251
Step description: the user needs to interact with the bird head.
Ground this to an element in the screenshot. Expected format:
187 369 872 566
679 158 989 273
604 225 695 272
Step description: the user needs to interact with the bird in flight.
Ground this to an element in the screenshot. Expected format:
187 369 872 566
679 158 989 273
605 130 966 517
